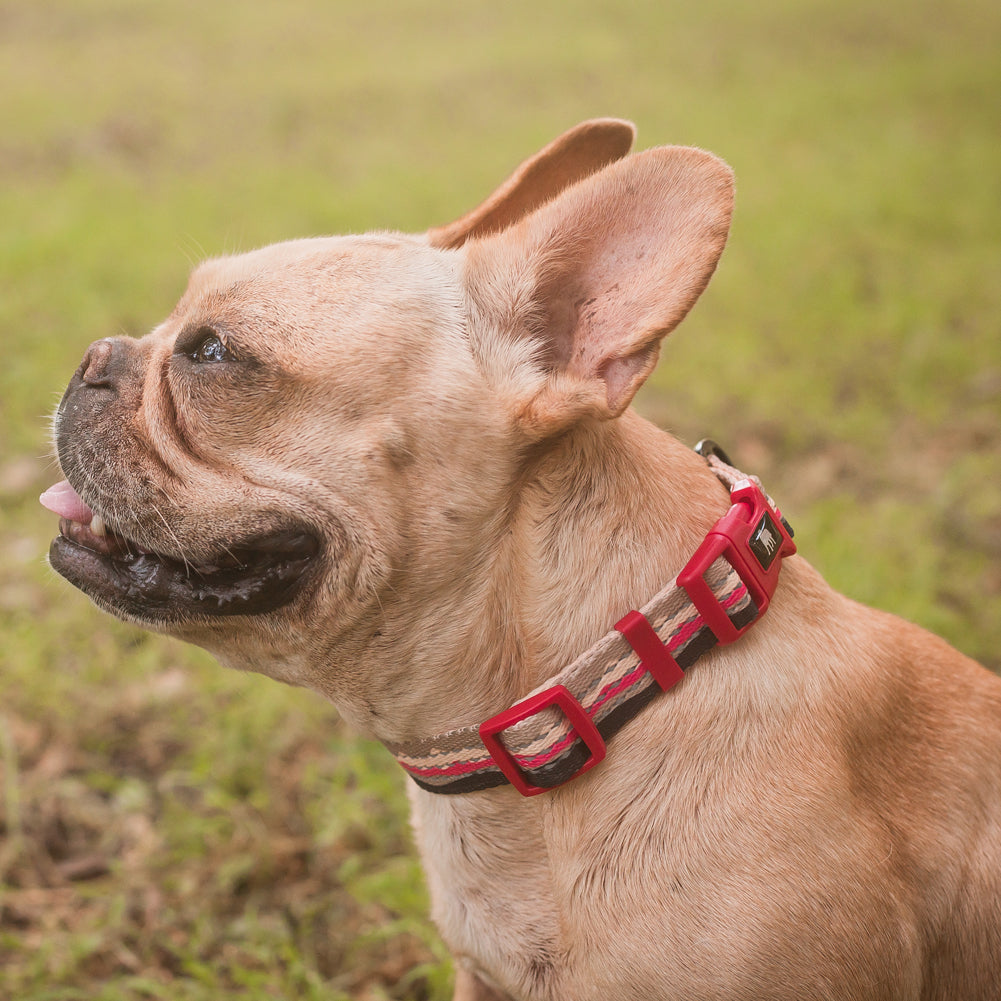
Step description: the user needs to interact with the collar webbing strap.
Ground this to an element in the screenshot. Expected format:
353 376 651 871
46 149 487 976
388 451 796 797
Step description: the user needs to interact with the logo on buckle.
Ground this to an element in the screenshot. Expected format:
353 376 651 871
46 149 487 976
749 511 782 570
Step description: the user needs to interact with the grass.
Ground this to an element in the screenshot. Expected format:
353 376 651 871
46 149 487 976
1 0 999 996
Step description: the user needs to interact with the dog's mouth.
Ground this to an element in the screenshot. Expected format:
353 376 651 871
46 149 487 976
42 480 320 624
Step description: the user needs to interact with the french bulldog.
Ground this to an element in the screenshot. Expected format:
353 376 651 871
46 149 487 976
42 120 1001 1000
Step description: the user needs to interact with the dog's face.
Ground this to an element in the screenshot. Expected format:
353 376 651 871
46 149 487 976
43 120 734 722
48 235 524 693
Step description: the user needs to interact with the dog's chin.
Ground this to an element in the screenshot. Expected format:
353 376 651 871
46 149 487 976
48 519 320 625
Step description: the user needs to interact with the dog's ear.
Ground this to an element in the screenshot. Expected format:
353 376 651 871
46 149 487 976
427 119 636 250
463 143 734 431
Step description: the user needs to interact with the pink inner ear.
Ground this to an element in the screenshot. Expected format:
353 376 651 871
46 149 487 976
40 480 94 522
528 147 734 416
463 142 734 429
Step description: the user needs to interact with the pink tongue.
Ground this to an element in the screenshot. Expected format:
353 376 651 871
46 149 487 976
40 480 95 523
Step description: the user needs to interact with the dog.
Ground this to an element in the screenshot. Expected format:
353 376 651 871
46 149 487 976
41 119 1001 1000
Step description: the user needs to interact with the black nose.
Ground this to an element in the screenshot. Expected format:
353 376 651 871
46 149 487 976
56 336 144 469
73 337 134 391
79 339 115 386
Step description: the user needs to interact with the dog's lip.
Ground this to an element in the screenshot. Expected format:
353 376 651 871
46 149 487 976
42 479 321 621
48 527 321 622
58 515 149 560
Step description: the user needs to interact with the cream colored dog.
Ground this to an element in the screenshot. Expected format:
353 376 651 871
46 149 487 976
42 120 1001 1000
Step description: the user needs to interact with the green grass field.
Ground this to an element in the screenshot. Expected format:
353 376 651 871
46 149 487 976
1 0 999 997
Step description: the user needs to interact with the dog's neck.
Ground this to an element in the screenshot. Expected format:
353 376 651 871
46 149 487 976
513 414 731 679
345 410 736 744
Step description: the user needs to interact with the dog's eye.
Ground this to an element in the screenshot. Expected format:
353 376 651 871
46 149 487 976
183 328 236 364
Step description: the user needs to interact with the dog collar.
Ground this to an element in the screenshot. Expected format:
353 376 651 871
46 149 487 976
388 442 796 797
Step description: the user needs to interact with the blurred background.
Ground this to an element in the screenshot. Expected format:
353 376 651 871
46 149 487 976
1 0 998 997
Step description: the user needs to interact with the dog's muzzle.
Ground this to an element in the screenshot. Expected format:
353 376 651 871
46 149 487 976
43 338 322 624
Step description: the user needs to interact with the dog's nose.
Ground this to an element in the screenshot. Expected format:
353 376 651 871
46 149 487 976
77 337 127 389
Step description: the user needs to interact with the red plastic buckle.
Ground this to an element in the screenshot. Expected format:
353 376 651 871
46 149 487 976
479 685 606 797
614 610 685 691
677 481 796 645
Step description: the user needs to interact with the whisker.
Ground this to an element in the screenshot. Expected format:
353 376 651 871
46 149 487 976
151 504 193 576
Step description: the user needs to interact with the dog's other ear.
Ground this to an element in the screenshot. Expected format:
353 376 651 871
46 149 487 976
464 144 734 431
427 119 636 250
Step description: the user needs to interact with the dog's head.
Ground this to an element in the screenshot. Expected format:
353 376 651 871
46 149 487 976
43 120 733 714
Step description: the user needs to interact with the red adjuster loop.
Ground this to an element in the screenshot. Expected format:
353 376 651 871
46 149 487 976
677 481 796 645
615 610 685 691
479 685 606 797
